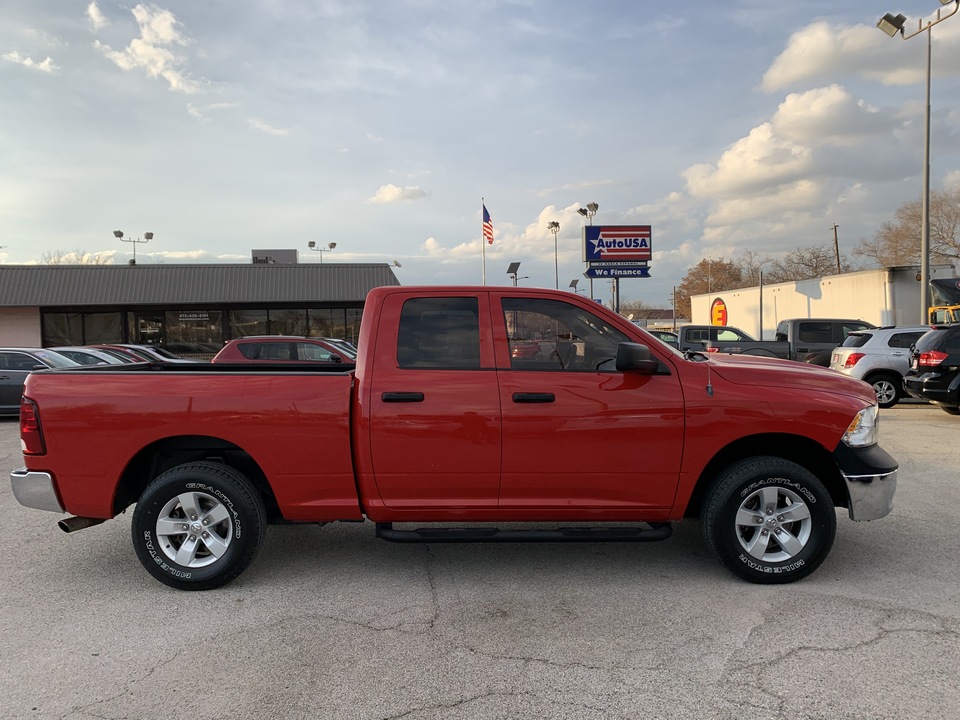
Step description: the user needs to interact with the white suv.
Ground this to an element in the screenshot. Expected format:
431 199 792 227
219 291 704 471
829 326 930 408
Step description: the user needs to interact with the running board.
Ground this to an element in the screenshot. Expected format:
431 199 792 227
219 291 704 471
375 522 672 544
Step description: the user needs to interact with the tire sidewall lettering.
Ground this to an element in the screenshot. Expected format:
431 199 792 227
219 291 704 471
141 529 193 579
185 481 242 538
739 476 816 505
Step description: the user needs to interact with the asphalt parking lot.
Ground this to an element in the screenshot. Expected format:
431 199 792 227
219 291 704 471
1 406 958 720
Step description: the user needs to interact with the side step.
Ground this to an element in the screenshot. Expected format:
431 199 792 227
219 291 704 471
375 522 672 544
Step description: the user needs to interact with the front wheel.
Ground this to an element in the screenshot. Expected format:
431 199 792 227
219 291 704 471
132 462 267 590
700 457 836 584
941 406 960 416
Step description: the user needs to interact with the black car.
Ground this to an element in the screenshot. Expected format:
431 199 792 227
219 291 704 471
902 324 960 415
0 348 79 415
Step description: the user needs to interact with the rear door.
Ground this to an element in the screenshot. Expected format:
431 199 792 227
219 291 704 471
364 293 502 510
493 294 684 511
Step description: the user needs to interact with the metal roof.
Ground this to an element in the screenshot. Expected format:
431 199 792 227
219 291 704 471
0 263 400 307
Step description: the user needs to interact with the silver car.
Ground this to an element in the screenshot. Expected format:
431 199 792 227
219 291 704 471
829 326 930 408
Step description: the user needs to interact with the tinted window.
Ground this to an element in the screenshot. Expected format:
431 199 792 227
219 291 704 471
914 330 947 353
398 297 480 369
842 333 871 348
259 342 292 360
797 322 834 344
888 332 924 349
842 322 873 336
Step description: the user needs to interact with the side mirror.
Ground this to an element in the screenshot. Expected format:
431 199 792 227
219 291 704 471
615 342 662 374
330 355 343 363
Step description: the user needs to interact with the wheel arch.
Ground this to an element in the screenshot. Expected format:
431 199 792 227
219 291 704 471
861 369 901 383
683 433 846 518
112 435 281 521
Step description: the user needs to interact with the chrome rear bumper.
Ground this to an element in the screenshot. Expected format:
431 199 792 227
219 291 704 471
10 468 64 513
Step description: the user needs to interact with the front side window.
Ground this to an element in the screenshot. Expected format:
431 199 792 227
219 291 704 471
297 342 337 361
397 297 480 369
502 298 629 371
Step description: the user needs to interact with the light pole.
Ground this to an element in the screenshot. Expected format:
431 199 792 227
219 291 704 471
547 221 560 290
114 230 153 265
307 241 337 263
577 202 599 299
507 261 523 286
756 260 773 340
569 279 584 294
877 0 959 323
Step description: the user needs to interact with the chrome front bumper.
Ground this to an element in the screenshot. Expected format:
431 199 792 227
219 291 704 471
833 443 899 521
10 468 64 513
843 468 897 521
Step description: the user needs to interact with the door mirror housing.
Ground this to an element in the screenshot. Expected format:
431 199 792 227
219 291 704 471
615 342 662 374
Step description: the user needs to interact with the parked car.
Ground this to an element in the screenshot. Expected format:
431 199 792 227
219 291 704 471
86 345 149 363
50 346 128 366
646 329 679 349
829 325 930 408
0 348 79 415
211 336 356 364
101 344 201 363
903 324 960 415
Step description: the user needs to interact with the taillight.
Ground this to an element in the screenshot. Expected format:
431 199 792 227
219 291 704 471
705 347 719 353
844 353 865 369
19 398 46 455
917 350 949 368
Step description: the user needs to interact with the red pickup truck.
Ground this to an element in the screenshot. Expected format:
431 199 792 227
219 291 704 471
10 286 898 590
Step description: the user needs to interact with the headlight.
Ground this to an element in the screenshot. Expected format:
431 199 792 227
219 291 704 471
843 404 879 447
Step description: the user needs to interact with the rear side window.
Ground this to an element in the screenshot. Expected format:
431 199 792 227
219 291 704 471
888 332 924 349
945 330 960 354
842 333 871 348
797 322 834 344
397 297 481 369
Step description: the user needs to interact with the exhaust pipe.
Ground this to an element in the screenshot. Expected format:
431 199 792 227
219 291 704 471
58 516 106 533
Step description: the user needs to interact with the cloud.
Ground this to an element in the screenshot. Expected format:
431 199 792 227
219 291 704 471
247 118 293 136
96 4 199 93
2 51 58 73
367 184 428 203
762 19 960 92
87 2 108 31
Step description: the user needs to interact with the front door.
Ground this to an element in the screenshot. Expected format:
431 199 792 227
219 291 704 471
494 295 684 511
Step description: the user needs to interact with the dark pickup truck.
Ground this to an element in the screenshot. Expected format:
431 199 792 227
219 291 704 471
680 319 875 365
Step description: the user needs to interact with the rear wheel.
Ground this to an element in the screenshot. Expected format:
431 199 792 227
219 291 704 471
132 461 266 590
869 373 901 408
701 457 836 584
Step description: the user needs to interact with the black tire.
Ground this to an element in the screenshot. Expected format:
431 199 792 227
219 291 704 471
868 373 901 409
941 406 960 416
700 456 836 584
132 461 267 590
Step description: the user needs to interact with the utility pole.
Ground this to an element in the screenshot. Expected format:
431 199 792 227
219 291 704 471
831 224 841 274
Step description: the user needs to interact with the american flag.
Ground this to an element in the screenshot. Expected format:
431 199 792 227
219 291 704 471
482 204 494 245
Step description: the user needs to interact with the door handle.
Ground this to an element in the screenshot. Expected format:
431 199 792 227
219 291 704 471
381 392 424 402
513 392 555 403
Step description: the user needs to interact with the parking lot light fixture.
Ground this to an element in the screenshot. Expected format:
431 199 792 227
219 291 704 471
547 221 561 289
115 230 152 265
307 241 337 263
877 0 960 323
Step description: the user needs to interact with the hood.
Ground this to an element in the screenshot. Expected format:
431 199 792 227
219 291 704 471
703 352 876 404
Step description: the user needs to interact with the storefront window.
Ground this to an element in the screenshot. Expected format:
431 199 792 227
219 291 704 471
308 308 341 338
42 313 83 346
230 309 268 337
165 310 224 356
269 309 307 336
83 313 123 344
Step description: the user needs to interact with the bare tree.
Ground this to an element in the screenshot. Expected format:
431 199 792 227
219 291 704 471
855 188 960 268
675 258 744 319
41 249 114 265
762 244 856 283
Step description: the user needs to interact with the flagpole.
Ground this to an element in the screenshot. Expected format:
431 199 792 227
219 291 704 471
481 197 486 285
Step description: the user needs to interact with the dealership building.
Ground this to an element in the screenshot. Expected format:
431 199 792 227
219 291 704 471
0 256 400 357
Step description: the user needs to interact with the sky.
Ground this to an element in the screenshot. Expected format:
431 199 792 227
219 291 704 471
2 1 960 307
